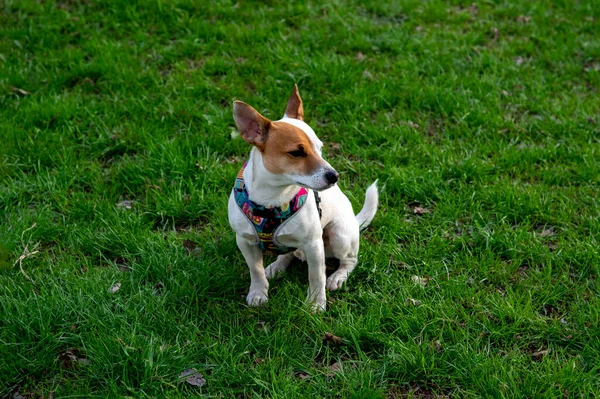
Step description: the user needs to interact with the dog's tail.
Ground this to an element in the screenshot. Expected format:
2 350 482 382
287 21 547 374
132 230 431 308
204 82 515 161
356 180 379 231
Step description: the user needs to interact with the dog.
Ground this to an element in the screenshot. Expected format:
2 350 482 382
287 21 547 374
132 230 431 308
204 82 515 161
228 85 378 311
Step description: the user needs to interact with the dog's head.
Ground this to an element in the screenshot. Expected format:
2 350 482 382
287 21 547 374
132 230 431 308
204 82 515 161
233 85 338 191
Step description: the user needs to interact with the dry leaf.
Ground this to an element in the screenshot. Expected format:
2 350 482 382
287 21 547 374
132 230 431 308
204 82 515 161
532 349 549 360
295 371 310 380
405 297 422 307
362 70 374 80
179 369 206 387
11 87 30 96
109 282 121 293
412 206 431 215
117 200 133 209
323 332 343 345
58 348 88 369
411 275 429 286
326 362 342 377
515 56 524 66
517 15 532 23
539 228 555 237
356 52 365 61
182 239 202 257
491 27 500 41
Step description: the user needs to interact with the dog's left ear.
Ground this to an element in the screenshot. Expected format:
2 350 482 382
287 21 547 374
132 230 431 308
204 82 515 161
233 101 271 148
284 84 304 121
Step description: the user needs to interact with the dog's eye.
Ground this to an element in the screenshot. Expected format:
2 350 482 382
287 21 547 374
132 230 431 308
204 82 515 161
288 148 306 158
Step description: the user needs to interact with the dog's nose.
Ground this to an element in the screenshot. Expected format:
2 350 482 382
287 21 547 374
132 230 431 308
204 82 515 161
325 170 339 184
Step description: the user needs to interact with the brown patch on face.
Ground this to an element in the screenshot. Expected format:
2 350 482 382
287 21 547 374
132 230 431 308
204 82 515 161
260 121 324 176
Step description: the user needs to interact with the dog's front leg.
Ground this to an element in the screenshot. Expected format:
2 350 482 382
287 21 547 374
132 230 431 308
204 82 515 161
302 239 327 312
236 234 268 306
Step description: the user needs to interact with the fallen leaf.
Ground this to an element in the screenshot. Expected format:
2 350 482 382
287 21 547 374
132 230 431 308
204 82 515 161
405 297 422 307
411 275 429 286
109 283 121 293
182 239 197 251
402 120 419 129
532 349 549 360
587 117 597 124
58 348 88 369
295 371 311 380
323 332 343 345
182 239 202 257
547 242 558 251
491 27 500 41
516 15 532 23
117 200 133 209
432 339 442 351
179 369 206 387
515 56 524 66
356 52 365 61
11 87 30 96
326 362 341 377
412 206 431 215
362 70 374 80
539 227 555 237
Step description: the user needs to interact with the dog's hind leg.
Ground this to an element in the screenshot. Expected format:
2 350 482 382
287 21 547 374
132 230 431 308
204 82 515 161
265 253 295 279
325 225 359 291
326 256 358 291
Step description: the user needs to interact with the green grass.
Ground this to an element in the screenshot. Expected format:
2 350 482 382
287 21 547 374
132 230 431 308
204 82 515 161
1 0 599 397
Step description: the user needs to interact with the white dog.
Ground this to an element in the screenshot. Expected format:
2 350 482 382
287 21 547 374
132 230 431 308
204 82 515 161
228 85 378 311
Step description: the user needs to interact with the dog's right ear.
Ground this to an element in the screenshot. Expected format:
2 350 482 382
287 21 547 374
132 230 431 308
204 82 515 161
233 101 271 147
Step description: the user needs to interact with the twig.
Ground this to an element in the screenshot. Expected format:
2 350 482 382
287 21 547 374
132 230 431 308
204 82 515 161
14 223 40 283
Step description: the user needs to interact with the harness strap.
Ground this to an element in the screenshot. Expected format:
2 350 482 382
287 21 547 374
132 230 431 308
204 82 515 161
314 191 322 220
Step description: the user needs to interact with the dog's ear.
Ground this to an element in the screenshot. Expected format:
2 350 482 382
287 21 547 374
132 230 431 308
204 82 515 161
284 84 304 121
233 101 271 147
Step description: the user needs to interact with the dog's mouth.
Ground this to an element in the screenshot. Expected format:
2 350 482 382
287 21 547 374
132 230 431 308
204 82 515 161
295 181 336 191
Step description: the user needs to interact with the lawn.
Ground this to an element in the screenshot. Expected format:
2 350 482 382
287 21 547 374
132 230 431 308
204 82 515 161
1 0 599 397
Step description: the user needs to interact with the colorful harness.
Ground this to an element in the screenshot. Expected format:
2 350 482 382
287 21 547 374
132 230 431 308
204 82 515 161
233 162 309 254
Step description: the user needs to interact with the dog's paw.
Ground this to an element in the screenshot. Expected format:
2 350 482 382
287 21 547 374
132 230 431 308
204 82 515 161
308 298 327 313
246 290 268 307
293 249 306 262
265 262 285 280
326 271 348 291
306 292 327 312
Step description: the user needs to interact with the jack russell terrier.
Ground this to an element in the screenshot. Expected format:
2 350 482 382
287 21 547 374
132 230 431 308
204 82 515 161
228 85 378 311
